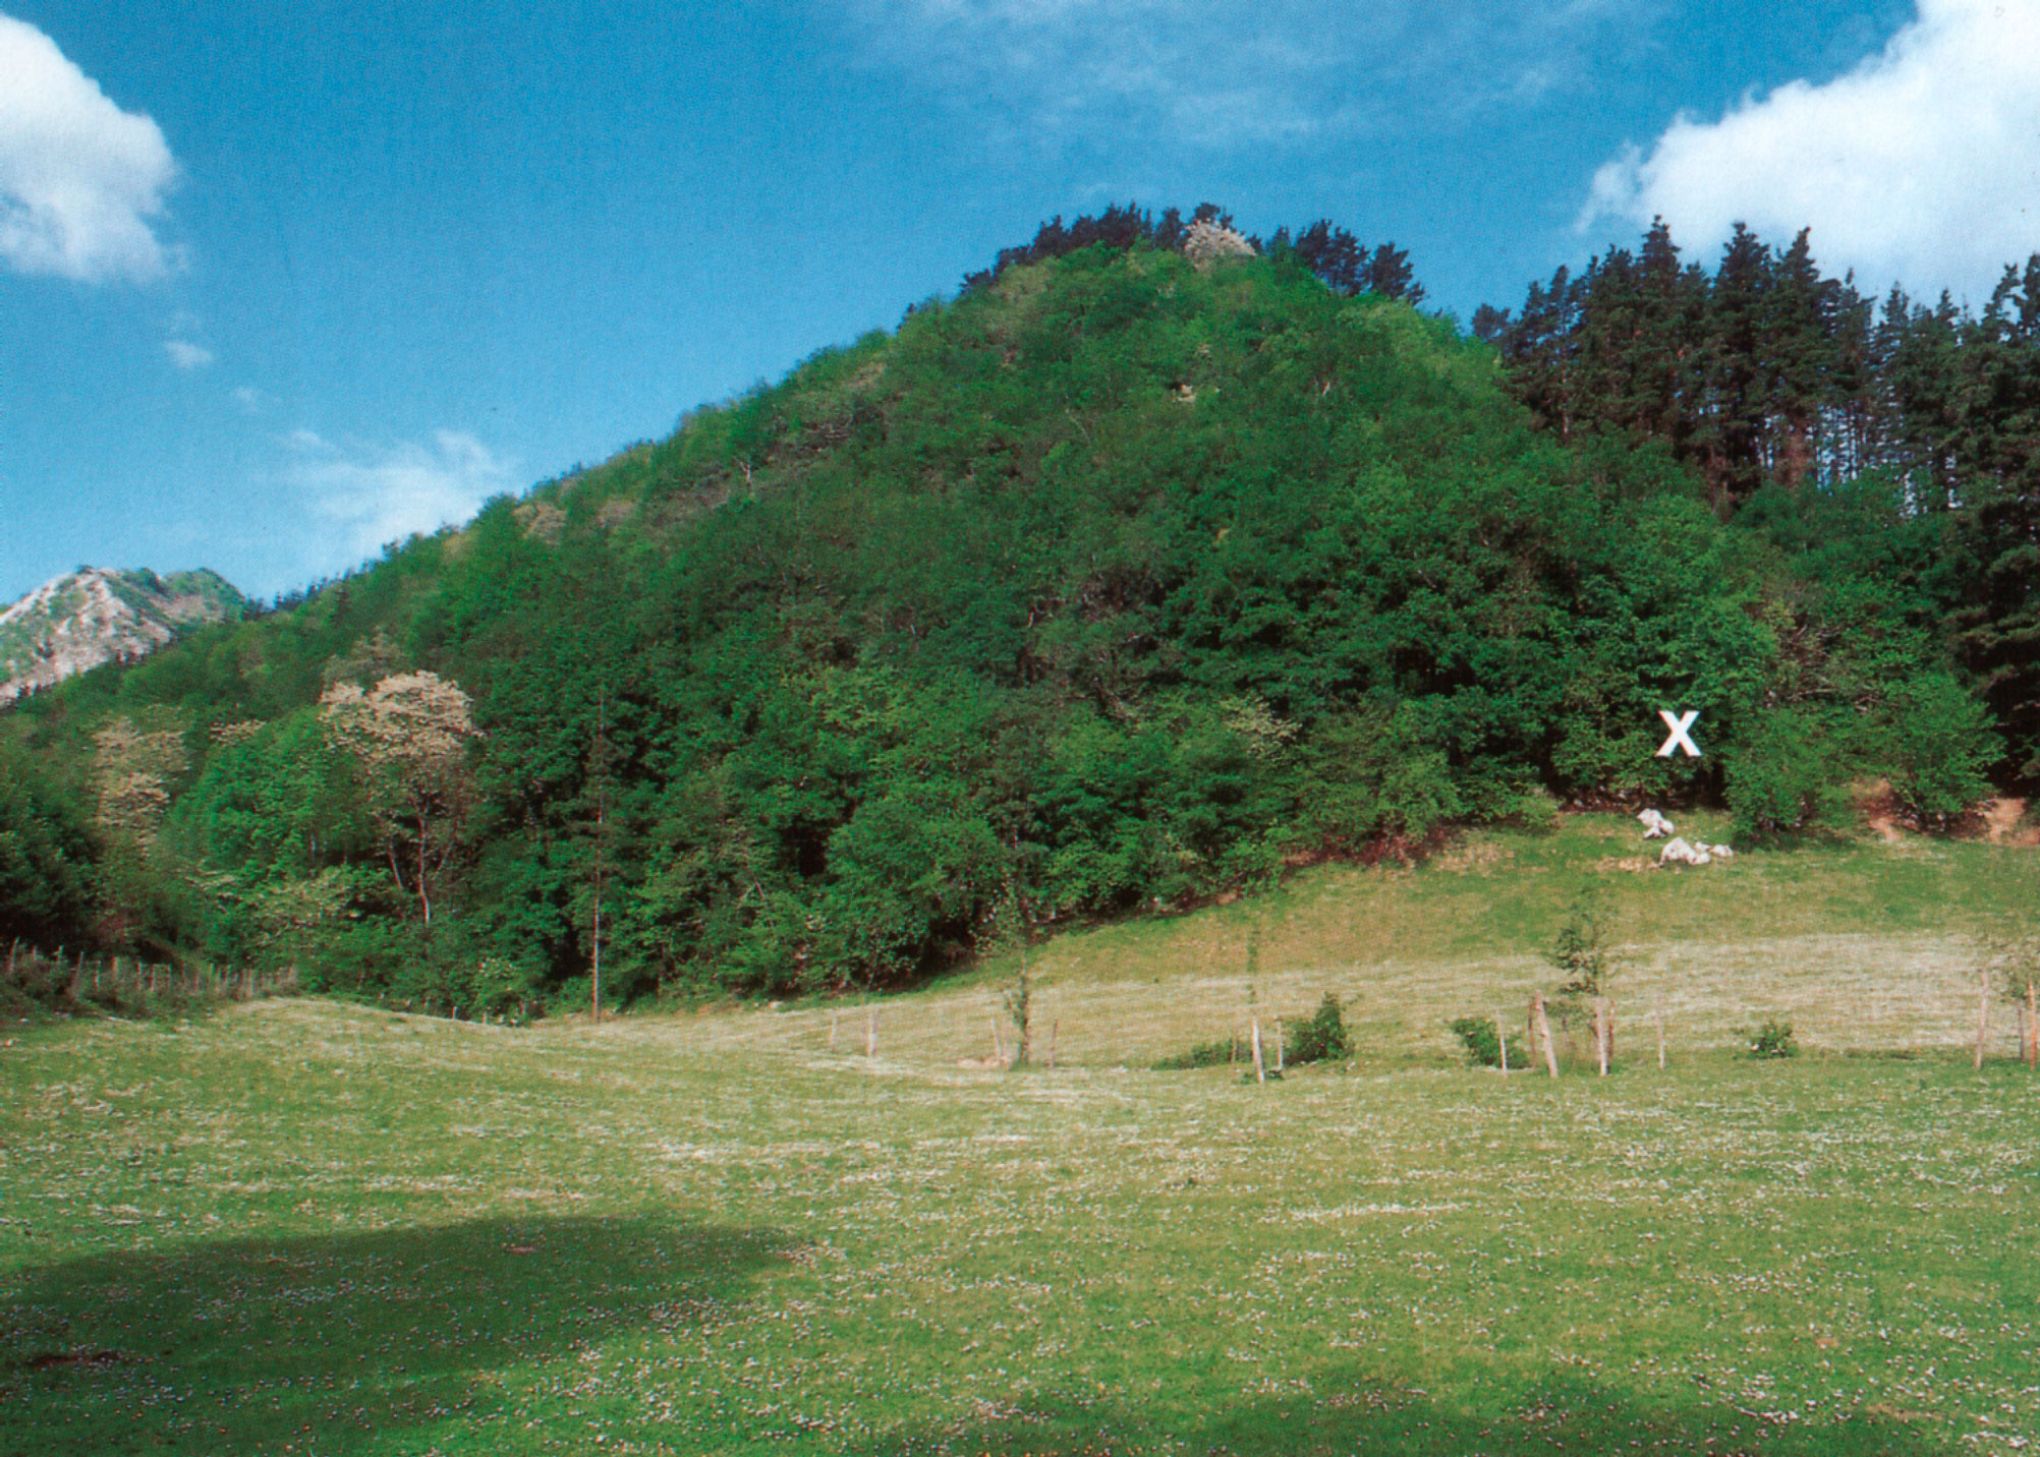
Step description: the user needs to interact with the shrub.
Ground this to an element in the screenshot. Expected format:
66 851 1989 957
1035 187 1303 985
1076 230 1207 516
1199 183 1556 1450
1299 706 1466 852
1749 1017 1799 1059
1726 708 1850 839
1880 673 1999 832
474 956 542 1020
1153 996 1348 1071
1286 993 1349 1065
1153 1036 1240 1071
1449 1015 1504 1067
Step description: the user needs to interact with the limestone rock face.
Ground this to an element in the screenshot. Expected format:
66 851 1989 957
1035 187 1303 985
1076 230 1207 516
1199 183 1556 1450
1183 219 1256 270
0 566 247 706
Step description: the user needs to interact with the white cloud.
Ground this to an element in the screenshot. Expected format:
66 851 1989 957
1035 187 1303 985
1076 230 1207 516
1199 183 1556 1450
230 385 269 412
287 429 513 563
0 14 179 282
851 2 1654 151
164 339 213 370
1581 0 2040 301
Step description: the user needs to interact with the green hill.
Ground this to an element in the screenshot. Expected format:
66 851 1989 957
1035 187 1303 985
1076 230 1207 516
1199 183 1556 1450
0 236 1996 1006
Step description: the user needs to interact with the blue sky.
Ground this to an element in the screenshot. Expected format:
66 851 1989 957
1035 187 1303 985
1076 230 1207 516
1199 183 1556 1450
7 0 2034 603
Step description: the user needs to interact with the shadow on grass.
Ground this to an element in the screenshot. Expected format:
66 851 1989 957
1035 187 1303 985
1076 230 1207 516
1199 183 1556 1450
873 1370 1953 1456
0 1213 788 1456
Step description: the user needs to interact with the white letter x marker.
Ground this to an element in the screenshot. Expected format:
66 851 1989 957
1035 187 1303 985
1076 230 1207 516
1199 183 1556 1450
1656 709 1701 758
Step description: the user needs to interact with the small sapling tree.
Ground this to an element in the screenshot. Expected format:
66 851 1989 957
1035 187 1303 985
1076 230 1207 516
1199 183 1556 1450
1982 934 2040 1068
997 891 1035 1068
1547 889 1613 1017
1546 886 1620 1068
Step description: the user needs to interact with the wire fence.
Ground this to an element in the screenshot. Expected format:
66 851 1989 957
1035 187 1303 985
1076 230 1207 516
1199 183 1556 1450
3 940 296 1020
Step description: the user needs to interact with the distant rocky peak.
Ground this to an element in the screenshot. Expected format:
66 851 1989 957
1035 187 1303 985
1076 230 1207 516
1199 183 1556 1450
0 566 248 706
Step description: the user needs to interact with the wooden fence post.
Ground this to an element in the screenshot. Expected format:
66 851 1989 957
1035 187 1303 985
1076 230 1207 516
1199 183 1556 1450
865 1007 877 1058
2027 984 2037 1071
1594 999 1610 1077
1495 1010 1509 1075
828 1012 838 1051
1532 994 1559 1078
990 1015 1006 1065
1251 1018 1266 1084
1047 1019 1058 1070
1976 969 1990 1071
1655 1007 1666 1071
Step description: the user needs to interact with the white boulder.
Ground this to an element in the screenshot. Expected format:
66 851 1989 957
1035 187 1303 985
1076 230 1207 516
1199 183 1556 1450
1638 808 1675 840
1658 836 1712 867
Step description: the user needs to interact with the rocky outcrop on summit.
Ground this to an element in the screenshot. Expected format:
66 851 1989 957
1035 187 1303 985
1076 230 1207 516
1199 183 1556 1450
0 567 247 706
1182 218 1256 270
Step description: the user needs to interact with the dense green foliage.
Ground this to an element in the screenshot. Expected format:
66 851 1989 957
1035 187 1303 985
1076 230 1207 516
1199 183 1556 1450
0 742 94 947
1748 1016 1800 1059
1285 992 1350 1065
0 223 2014 1006
1152 1036 1244 1071
1449 1014 1506 1067
1479 220 2040 778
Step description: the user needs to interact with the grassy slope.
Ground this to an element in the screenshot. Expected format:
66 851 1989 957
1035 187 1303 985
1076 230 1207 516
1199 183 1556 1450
697 811 2040 1069
5 821 2040 1455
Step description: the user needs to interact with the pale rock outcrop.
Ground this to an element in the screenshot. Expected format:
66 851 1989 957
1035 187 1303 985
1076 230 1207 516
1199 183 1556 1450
0 566 246 706
1184 219 1256 270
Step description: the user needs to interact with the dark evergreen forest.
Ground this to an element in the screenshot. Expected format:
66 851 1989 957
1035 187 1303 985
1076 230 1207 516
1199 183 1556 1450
1 206 2028 1014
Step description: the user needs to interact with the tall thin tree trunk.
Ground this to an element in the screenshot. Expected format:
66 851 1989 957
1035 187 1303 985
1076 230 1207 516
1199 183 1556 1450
1976 969 1990 1070
590 692 608 1022
416 808 432 926
2027 984 2037 1071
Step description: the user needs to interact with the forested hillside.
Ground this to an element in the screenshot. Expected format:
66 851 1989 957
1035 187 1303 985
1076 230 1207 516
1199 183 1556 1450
0 215 2015 1013
1478 220 2040 776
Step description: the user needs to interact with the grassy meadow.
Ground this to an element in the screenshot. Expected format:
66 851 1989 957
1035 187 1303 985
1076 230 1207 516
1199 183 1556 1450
5 815 2040 1455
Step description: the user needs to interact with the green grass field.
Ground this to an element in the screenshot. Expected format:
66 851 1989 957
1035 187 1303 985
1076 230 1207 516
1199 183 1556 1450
5 816 2040 1454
